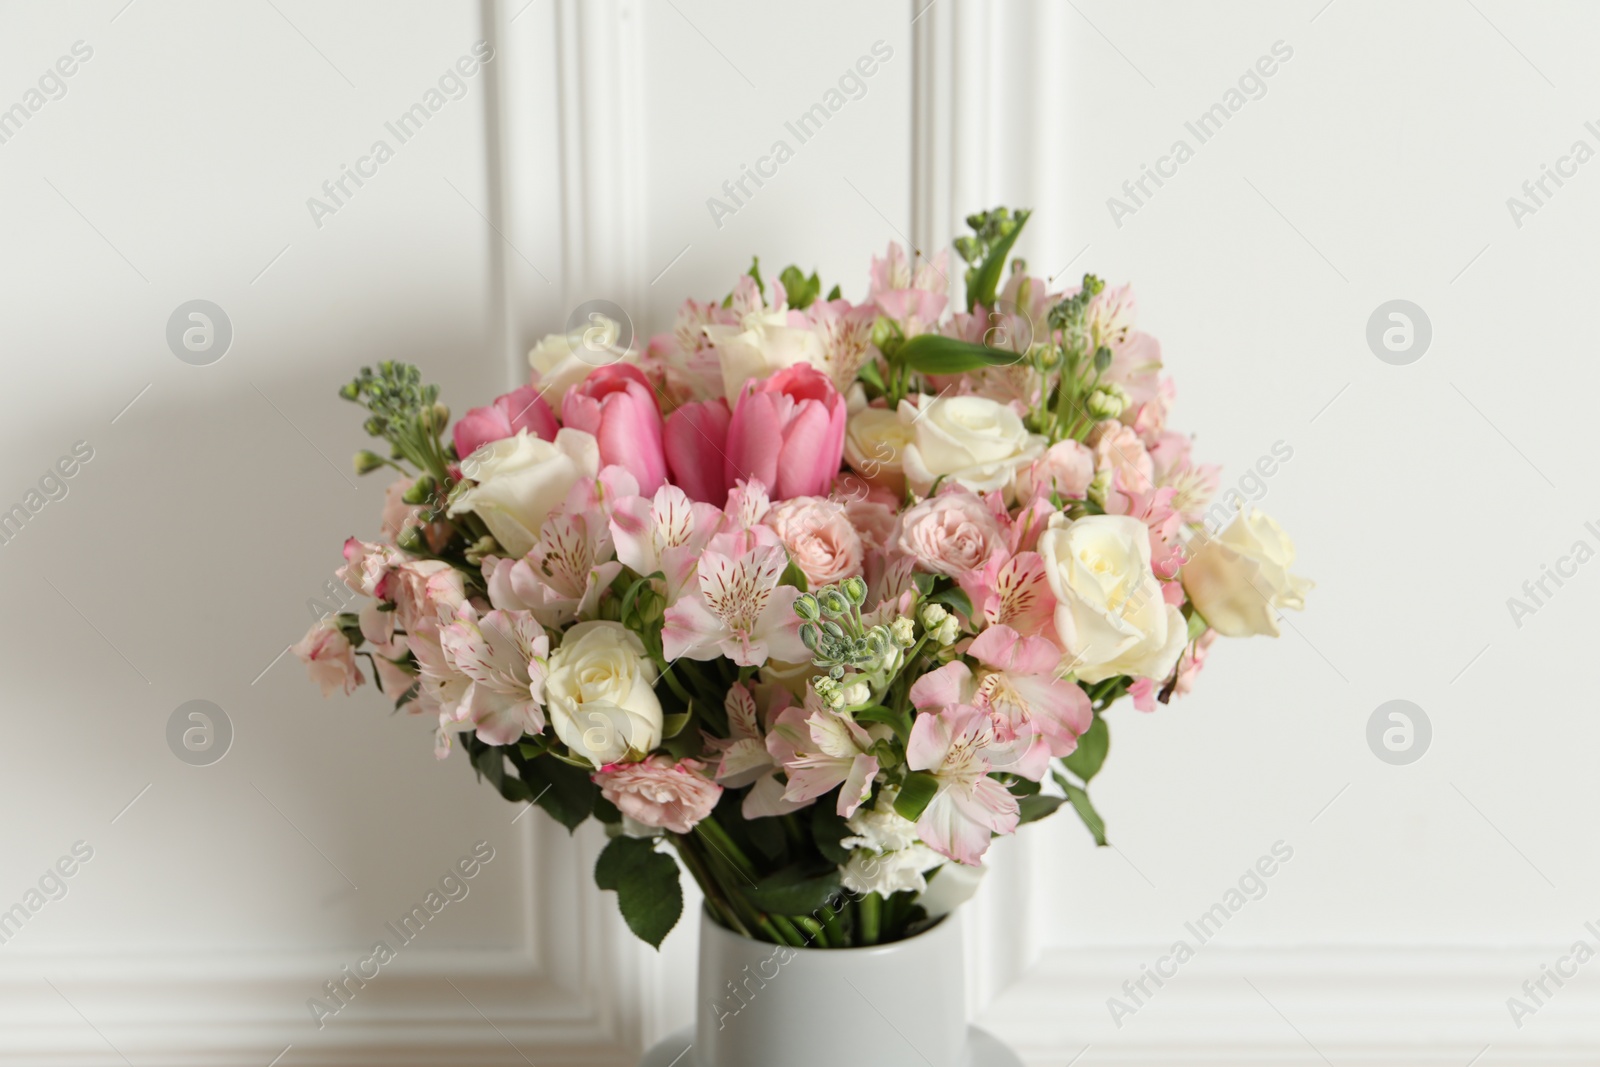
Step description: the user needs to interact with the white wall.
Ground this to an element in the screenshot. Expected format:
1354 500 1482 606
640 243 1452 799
1 1 1595 1064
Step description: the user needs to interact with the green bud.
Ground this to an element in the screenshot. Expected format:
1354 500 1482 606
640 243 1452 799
353 450 387 475
818 588 850 618
801 623 819 651
1093 345 1113 374
338 382 361 402
402 476 436 505
840 576 867 607
794 594 820 622
395 526 425 554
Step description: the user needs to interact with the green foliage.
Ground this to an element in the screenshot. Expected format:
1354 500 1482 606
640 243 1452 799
1018 793 1067 824
595 836 683 949
893 771 941 821
778 265 823 310
898 334 1026 375
1054 769 1108 846
954 207 1032 312
1062 714 1109 782
339 361 453 483
745 863 843 914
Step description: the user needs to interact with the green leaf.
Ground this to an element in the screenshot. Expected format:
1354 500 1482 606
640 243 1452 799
747 256 765 297
745 863 844 915
1017 793 1067 825
967 208 1031 312
1062 714 1110 783
898 334 1026 375
928 586 973 619
893 771 941 822
514 751 599 832
812 803 852 865
779 265 822 310
853 704 912 743
595 836 683 948
825 284 841 301
1055 770 1108 846
779 559 809 592
661 710 692 739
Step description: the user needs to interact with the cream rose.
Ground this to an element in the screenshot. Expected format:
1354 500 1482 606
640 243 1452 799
1180 509 1310 637
449 428 599 558
527 315 635 411
1037 514 1187 684
844 406 914 494
765 496 864 587
899 394 1046 497
702 306 825 405
544 621 663 768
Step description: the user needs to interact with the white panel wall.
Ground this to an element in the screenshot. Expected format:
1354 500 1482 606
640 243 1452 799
2 1 1595 1064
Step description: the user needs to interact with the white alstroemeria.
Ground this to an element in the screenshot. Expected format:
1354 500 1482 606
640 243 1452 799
483 510 621 628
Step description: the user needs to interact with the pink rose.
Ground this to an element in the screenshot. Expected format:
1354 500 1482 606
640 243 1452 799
561 364 668 496
765 496 864 587
725 364 846 501
663 397 733 505
894 486 1006 577
593 755 723 833
292 619 364 697
1020 439 1094 503
453 385 558 459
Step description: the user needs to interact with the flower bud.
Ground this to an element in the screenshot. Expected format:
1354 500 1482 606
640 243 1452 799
920 604 949 629
1087 384 1128 420
353 449 387 475
841 576 868 607
794 594 821 622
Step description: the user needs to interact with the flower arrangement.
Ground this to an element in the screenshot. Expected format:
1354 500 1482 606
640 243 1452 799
295 207 1309 949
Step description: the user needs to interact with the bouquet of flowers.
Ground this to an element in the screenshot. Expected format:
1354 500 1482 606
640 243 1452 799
295 207 1309 949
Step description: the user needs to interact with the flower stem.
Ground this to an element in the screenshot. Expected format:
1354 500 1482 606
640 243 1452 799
858 892 882 945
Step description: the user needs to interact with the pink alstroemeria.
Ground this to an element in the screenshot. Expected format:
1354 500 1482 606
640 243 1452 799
661 545 806 667
609 483 724 605
909 660 1051 779
701 682 805 818
966 625 1092 758
293 619 364 697
768 700 879 818
867 242 948 331
483 509 621 628
958 551 1056 639
439 607 549 746
905 705 1021 866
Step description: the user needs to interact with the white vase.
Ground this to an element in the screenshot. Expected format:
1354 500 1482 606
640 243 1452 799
640 909 1023 1067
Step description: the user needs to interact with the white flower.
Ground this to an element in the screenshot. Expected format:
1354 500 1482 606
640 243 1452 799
843 406 914 492
898 394 1046 497
702 304 825 405
1037 514 1187 684
543 621 663 768
527 316 634 411
1180 509 1311 637
450 429 599 558
839 787 941 896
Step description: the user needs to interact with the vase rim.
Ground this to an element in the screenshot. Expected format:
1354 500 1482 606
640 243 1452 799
698 902 955 954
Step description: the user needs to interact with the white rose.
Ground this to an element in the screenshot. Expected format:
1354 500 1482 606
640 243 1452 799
703 306 825 405
527 316 634 411
544 621 663 768
898 394 1046 498
449 428 599 558
844 407 914 493
1180 509 1310 637
1038 514 1187 684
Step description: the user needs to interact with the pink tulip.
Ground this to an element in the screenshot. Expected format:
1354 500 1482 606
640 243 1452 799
453 384 557 459
561 365 668 496
663 398 733 505
725 364 846 501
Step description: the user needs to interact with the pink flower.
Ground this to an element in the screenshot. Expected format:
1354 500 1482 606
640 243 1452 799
769 700 880 818
894 486 1006 577
439 607 548 745
661 545 807 667
957 550 1056 638
905 705 1020 866
868 242 948 331
593 755 722 834
702 683 805 819
663 398 733 505
725 364 846 501
482 508 621 628
966 625 1092 758
1020 439 1095 503
453 385 557 459
764 496 863 588
609 483 724 605
1090 419 1154 511
1130 629 1217 711
560 365 668 496
293 619 364 696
